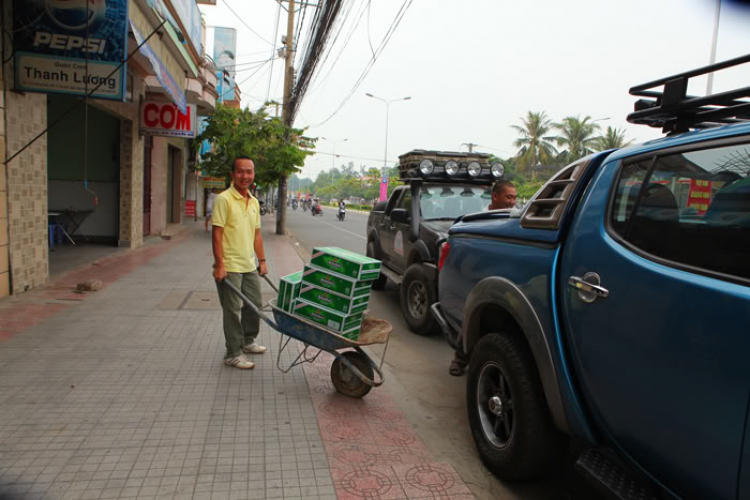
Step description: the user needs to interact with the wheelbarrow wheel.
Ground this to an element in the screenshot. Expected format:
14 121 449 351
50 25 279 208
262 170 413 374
331 351 374 398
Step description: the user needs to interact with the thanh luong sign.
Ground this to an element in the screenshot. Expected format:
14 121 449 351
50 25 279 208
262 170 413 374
140 102 197 138
13 0 129 100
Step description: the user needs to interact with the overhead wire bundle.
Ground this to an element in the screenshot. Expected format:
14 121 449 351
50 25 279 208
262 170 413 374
288 0 345 123
290 0 415 127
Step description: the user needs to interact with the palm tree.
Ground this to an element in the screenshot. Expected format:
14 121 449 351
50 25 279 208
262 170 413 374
555 115 602 163
511 111 559 173
595 126 632 151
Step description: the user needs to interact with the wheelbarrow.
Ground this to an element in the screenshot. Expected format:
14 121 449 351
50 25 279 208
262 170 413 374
222 275 392 398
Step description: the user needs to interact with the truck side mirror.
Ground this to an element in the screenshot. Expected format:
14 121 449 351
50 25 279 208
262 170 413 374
390 208 410 224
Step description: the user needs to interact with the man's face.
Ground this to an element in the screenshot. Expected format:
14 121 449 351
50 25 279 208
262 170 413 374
493 186 517 209
231 159 255 191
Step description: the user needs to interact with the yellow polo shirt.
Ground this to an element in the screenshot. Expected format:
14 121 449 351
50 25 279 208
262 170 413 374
211 185 261 273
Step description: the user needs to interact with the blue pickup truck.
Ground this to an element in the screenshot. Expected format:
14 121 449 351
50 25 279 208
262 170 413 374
432 56 750 499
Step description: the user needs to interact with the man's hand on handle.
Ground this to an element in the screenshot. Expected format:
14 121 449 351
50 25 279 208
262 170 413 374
258 261 268 276
214 264 227 282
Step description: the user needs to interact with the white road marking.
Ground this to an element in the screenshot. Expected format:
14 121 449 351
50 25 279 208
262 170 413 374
319 219 367 240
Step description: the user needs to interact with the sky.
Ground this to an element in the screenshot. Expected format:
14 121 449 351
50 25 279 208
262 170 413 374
199 0 750 181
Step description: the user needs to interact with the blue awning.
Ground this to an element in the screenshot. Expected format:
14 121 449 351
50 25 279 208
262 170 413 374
130 20 187 114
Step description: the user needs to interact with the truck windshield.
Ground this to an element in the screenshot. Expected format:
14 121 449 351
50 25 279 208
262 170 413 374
421 184 492 220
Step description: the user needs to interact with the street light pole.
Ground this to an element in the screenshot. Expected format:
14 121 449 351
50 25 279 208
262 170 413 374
707 0 721 95
365 93 411 171
322 136 348 188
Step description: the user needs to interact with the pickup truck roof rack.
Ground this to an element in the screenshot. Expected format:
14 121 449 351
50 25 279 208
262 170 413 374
627 53 750 134
397 149 500 184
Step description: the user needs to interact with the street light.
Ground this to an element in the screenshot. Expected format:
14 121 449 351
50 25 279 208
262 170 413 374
322 136 348 184
365 93 411 172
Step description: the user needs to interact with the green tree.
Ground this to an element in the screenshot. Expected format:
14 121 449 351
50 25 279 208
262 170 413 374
595 126 632 151
196 103 313 190
554 115 601 163
511 111 559 172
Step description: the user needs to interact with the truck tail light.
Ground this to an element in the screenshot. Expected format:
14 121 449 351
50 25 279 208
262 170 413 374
438 241 450 272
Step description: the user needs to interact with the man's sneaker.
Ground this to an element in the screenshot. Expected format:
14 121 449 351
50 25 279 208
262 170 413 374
224 354 255 369
242 343 267 354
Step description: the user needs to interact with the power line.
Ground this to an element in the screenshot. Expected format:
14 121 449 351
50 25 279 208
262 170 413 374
266 0 282 101
223 0 274 46
304 0 414 127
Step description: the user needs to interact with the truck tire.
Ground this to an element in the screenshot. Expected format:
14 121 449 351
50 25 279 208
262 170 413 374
367 242 387 290
400 264 437 335
466 333 566 480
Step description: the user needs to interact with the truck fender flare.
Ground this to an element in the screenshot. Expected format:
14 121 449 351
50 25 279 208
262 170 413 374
463 276 569 434
408 240 432 266
368 229 381 254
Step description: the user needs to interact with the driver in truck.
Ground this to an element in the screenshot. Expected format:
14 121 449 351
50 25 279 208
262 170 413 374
449 180 516 376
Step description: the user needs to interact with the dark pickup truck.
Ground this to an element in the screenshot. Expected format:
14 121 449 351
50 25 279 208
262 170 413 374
366 150 506 335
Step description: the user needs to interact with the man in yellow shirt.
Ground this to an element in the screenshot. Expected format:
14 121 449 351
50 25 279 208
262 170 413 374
212 157 268 369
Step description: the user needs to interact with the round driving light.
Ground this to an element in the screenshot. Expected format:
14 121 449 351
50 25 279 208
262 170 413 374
467 162 481 177
491 162 505 178
444 160 459 176
419 159 434 175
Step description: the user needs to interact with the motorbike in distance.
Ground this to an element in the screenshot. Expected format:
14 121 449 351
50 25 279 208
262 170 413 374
311 204 323 216
259 200 268 216
337 206 345 221
292 199 298 211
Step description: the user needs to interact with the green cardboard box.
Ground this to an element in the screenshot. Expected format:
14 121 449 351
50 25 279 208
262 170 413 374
310 247 382 281
302 266 373 299
277 271 303 312
292 299 363 333
341 325 361 341
298 284 369 315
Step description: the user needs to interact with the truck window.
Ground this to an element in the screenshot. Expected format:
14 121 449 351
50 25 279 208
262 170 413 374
610 142 750 282
420 185 491 220
384 189 402 215
398 191 413 217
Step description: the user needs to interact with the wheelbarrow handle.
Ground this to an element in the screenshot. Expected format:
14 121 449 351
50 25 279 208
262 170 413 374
260 272 278 293
221 278 277 329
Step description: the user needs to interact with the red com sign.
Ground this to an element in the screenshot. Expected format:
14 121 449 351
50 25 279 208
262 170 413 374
140 102 197 138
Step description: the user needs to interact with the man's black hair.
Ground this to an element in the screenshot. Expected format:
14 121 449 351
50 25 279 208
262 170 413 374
492 179 515 195
232 156 253 172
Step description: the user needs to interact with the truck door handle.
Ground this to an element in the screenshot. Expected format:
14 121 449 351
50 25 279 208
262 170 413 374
568 273 609 303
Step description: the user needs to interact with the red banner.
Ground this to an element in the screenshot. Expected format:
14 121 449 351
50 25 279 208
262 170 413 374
687 179 712 214
184 200 196 217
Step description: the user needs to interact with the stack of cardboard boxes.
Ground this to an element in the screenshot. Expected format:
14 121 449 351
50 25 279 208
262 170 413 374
276 247 381 340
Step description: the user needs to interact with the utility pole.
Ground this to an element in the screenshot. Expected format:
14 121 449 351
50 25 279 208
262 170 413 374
276 0 296 235
462 142 478 153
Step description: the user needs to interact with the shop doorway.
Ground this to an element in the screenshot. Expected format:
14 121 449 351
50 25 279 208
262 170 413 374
47 94 121 276
167 146 182 224
143 136 153 236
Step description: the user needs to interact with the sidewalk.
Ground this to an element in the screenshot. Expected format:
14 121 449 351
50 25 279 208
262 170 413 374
0 220 472 500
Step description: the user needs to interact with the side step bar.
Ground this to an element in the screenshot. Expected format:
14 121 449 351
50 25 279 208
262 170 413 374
575 449 661 500
380 265 403 286
430 302 463 353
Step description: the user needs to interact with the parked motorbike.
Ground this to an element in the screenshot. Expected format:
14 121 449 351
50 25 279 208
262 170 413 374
259 200 268 216
311 204 323 216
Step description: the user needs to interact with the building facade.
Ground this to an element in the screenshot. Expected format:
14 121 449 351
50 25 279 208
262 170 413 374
0 0 218 298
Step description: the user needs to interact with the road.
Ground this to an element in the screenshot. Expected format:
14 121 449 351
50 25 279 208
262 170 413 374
279 205 601 500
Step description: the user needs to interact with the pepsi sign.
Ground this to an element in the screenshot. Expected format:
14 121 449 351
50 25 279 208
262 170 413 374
13 0 128 100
